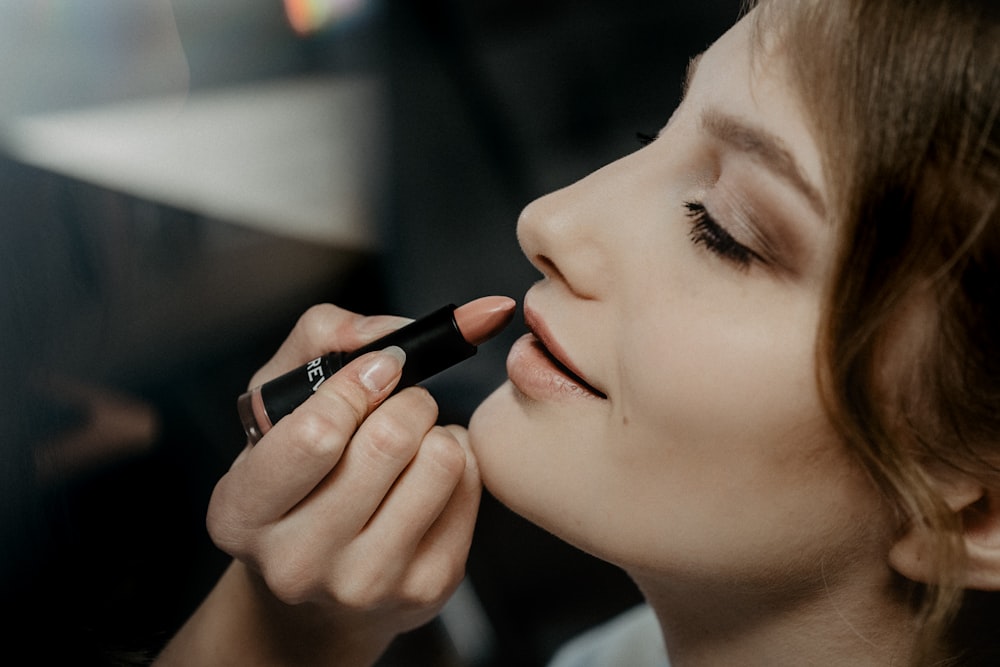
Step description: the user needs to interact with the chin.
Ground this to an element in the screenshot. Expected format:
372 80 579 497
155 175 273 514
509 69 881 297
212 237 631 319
469 382 591 549
469 381 540 509
468 381 515 480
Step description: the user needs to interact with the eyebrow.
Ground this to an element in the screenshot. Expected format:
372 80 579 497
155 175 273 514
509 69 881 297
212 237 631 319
701 109 827 218
682 50 827 219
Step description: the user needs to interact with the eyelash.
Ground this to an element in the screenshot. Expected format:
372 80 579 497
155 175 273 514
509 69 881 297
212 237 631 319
635 132 762 270
636 131 657 147
684 201 762 269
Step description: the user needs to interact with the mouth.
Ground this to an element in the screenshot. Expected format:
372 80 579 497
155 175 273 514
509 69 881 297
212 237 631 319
530 334 607 399
521 310 607 400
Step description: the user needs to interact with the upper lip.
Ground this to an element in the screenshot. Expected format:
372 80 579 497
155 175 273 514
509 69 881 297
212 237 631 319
523 303 607 399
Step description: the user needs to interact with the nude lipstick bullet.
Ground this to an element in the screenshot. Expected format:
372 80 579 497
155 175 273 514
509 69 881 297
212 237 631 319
237 296 516 444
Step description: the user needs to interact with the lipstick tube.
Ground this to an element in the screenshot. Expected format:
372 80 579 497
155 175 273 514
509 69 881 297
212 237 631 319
237 297 515 444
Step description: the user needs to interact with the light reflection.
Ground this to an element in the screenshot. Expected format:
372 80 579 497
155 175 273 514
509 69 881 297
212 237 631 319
283 0 369 36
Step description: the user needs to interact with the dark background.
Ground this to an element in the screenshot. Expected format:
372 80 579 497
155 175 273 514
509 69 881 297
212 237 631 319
0 1 739 664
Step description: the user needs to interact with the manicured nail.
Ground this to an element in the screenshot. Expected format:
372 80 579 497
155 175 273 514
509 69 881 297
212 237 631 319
359 346 406 392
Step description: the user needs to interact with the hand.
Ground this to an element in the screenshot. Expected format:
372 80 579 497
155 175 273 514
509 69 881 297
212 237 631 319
159 304 481 666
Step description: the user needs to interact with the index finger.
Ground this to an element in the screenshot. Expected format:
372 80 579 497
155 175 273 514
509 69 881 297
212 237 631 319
211 347 407 529
249 303 412 389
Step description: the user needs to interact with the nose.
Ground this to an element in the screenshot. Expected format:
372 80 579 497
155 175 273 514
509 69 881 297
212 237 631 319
516 170 616 300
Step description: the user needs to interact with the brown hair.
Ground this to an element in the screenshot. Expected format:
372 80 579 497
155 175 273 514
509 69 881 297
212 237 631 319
749 0 1000 663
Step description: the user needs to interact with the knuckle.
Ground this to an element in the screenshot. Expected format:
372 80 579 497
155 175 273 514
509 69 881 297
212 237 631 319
294 303 347 351
285 408 353 462
402 562 462 609
205 485 253 555
423 427 467 477
315 375 370 426
260 551 315 606
363 413 419 464
205 504 237 550
401 580 441 610
398 386 439 419
332 581 377 611
329 563 389 611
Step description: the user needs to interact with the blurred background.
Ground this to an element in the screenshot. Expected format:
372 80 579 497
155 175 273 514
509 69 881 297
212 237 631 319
0 1 739 664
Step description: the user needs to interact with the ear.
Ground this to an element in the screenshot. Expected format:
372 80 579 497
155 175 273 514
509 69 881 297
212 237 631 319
889 476 1000 591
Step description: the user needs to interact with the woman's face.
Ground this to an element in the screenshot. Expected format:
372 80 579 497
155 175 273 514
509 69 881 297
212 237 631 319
469 13 893 592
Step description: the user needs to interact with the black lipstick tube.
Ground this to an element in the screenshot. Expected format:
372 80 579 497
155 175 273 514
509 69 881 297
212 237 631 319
237 305 473 444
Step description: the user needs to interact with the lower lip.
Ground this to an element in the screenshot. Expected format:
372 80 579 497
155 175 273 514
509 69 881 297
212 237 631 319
506 333 605 401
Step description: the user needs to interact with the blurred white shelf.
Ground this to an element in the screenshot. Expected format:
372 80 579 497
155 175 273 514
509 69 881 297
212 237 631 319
2 75 384 250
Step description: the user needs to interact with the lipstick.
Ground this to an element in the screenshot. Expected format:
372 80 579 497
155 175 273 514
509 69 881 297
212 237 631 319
237 296 516 444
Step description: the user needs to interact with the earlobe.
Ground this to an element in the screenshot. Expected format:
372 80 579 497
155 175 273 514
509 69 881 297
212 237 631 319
888 481 1000 591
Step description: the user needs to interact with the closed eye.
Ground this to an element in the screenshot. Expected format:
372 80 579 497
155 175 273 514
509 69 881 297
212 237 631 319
684 201 764 270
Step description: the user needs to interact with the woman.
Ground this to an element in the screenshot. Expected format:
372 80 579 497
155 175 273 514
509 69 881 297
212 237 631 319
158 0 1000 664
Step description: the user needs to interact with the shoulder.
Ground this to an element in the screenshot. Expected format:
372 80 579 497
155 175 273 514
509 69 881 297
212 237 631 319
546 605 669 667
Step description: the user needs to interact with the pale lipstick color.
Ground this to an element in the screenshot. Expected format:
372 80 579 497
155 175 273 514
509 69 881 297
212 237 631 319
453 296 517 346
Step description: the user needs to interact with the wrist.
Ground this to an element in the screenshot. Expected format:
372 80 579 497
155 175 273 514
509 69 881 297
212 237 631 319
240 562 396 666
157 560 395 667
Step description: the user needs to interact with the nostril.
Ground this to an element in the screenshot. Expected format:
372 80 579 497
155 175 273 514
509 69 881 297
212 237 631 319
534 254 566 283
533 253 598 300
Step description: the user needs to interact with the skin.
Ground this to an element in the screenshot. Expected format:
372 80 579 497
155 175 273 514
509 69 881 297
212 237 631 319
158 311 481 666
469 11 914 665
158 8 964 667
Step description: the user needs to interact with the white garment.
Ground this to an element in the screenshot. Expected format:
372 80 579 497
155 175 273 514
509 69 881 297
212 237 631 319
546 605 670 667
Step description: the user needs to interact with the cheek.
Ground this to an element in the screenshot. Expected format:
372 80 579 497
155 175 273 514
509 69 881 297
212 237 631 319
602 309 888 575
608 284 854 512
620 268 827 457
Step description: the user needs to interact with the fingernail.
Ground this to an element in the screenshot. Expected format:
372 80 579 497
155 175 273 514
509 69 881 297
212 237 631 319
359 346 406 392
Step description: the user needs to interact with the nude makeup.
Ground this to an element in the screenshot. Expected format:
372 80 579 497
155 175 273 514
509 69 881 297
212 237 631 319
505 302 607 402
237 296 516 444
